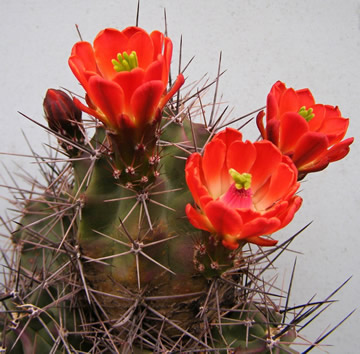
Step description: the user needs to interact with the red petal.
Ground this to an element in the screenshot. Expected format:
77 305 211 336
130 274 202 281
69 41 97 71
266 92 280 122
185 204 213 232
72 97 105 122
256 110 266 138
319 117 349 145
88 76 125 128
326 137 354 162
277 196 302 228
127 30 154 69
267 81 287 120
113 68 145 113
279 88 299 115
279 112 309 153
130 80 165 127
122 26 144 38
308 104 326 131
256 162 297 210
205 201 244 236
265 118 280 146
295 88 315 107
245 236 278 247
202 138 227 198
159 74 184 109
162 37 173 85
292 132 329 170
227 140 256 175
211 129 243 191
69 42 97 91
150 31 164 59
241 217 280 240
214 127 243 147
93 28 128 79
144 58 165 82
185 153 209 207
250 141 282 191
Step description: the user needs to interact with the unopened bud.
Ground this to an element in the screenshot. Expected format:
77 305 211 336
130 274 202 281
43 89 84 148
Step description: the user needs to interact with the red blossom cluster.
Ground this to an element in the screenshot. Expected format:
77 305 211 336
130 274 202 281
63 26 353 251
186 82 353 249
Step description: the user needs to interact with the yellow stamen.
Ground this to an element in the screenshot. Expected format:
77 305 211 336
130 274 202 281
112 51 138 72
298 106 315 122
229 168 252 190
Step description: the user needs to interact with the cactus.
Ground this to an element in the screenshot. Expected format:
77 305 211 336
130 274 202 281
0 24 353 354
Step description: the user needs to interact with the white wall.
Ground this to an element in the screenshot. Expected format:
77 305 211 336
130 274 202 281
1 1 359 352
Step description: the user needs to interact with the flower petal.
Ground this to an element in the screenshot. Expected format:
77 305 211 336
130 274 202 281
185 204 213 232
292 132 329 170
93 28 129 79
150 30 164 59
113 68 145 113
295 88 315 107
127 30 154 69
185 153 211 209
256 162 298 210
205 201 243 236
245 236 278 247
144 58 165 82
267 81 286 120
69 42 97 91
227 140 257 175
250 141 282 191
326 137 354 162
308 104 326 131
202 138 227 198
277 196 302 228
87 76 125 127
241 217 280 240
72 97 105 122
279 88 299 115
162 37 173 85
279 112 309 153
319 117 349 145
130 80 165 127
213 127 243 147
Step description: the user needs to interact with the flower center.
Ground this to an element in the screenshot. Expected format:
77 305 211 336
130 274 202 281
112 51 138 72
229 168 251 190
298 106 315 122
220 169 253 209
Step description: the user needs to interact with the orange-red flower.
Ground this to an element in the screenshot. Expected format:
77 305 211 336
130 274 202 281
185 128 302 250
257 81 353 179
69 26 184 134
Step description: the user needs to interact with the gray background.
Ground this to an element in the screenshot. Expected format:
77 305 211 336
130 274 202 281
0 1 359 352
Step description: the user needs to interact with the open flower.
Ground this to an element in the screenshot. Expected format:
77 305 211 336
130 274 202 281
69 26 184 134
257 81 354 179
185 128 302 250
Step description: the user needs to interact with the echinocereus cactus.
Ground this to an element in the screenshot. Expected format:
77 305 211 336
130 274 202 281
0 22 354 354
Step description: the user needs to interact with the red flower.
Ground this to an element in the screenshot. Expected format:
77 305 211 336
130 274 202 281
257 81 354 179
69 27 184 134
185 128 302 250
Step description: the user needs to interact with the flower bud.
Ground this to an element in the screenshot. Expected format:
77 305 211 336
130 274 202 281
43 89 84 149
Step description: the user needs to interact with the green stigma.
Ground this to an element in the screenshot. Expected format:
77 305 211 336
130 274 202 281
298 106 315 122
112 51 138 72
229 168 252 190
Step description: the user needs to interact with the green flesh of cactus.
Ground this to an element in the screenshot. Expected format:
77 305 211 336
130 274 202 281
1 92 308 353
